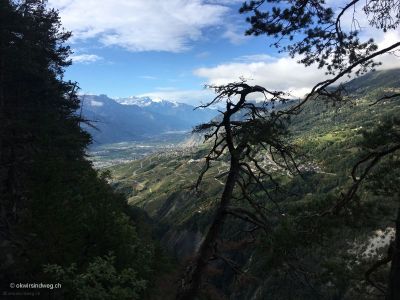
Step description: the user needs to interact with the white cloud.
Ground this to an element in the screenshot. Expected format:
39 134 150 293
70 54 103 64
194 20 400 98
194 56 328 98
205 0 243 4
48 0 231 52
222 27 250 45
375 31 400 70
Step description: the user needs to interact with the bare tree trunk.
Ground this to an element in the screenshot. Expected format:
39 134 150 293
176 157 240 300
387 207 400 300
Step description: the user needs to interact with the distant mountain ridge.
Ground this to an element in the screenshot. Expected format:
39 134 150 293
81 94 217 145
114 96 178 107
82 69 400 146
342 68 400 94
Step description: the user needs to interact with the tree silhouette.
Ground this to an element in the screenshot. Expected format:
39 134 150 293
177 82 299 299
241 0 400 298
179 1 399 298
0 2 157 297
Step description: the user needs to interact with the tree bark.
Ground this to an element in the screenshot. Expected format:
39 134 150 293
387 207 400 300
176 157 240 300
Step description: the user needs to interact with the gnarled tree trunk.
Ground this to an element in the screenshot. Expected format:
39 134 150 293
176 157 240 299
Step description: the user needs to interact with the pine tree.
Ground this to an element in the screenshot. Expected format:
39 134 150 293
240 1 400 297
0 1 157 298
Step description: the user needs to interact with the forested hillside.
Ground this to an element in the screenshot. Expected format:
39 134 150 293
108 69 400 299
0 2 164 299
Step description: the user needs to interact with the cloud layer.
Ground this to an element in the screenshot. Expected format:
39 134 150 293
70 54 103 64
48 0 230 52
194 31 400 99
194 57 328 98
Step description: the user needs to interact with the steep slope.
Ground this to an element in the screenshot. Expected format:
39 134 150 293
0 2 162 299
107 69 400 299
342 68 400 95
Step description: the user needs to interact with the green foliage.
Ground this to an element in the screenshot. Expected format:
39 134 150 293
0 1 164 298
44 254 147 300
239 1 399 74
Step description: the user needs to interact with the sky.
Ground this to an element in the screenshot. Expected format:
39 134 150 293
47 0 400 105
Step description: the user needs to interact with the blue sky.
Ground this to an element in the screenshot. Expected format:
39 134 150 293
49 0 400 105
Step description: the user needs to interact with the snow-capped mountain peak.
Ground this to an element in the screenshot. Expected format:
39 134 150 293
114 96 152 106
151 96 163 103
114 96 179 107
80 94 217 144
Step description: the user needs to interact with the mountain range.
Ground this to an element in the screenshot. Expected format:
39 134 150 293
81 69 400 145
81 95 217 144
